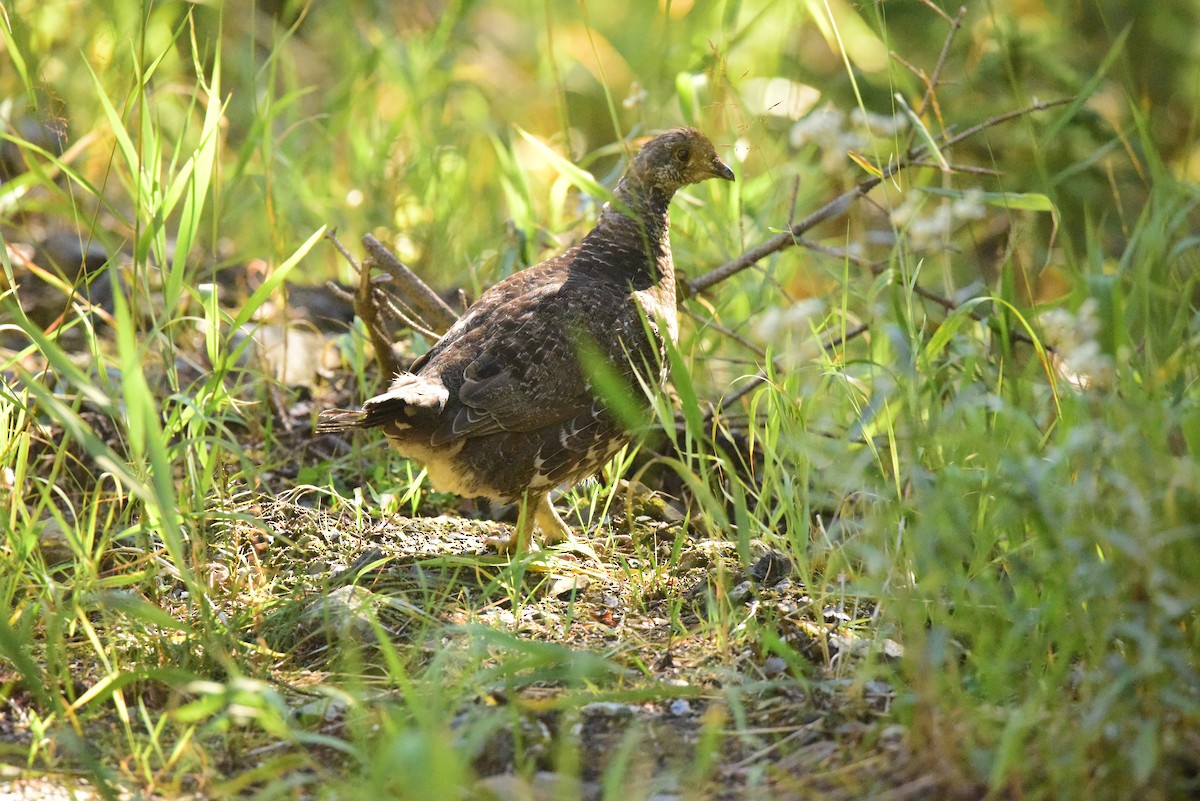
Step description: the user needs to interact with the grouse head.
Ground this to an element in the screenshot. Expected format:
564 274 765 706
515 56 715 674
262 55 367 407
621 127 735 202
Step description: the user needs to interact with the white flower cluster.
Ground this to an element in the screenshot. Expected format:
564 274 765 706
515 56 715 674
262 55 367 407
789 104 909 174
754 298 828 368
889 190 987 251
623 81 648 109
1038 298 1115 391
849 107 909 138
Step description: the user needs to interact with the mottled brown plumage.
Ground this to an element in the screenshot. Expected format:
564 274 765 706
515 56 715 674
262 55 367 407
319 128 733 552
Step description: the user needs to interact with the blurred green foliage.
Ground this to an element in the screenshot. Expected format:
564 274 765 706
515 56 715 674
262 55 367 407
4 0 1197 290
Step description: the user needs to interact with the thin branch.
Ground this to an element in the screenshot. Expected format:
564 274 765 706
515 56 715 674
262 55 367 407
684 168 893 296
327 231 468 376
357 248 400 379
942 96 1072 150
915 6 966 122
906 160 1003 177
325 230 360 274
786 174 801 221
683 96 1073 298
375 287 445 342
361 234 459 336
916 0 956 25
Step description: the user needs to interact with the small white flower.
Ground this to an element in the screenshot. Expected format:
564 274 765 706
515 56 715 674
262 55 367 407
623 81 648 109
850 107 909 137
733 137 752 163
1075 297 1102 339
789 106 846 149
756 306 784 342
951 189 986 222
906 204 953 249
889 198 920 229
1038 300 1114 391
754 300 828 369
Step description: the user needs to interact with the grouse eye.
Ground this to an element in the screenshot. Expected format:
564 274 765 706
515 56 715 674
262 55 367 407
674 146 690 164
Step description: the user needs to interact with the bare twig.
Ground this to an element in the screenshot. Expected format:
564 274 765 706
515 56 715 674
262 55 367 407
694 97 1067 421
697 105 1056 418
914 6 966 123
356 245 401 379
684 96 1072 299
325 281 355 305
361 234 459 336
326 231 466 376
376 288 446 342
906 160 1003 177
325 230 359 273
916 0 956 25
786 175 801 222
684 168 893 296
941 96 1071 150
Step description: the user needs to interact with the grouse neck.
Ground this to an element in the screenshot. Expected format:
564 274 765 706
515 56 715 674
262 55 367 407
580 177 674 281
611 174 674 230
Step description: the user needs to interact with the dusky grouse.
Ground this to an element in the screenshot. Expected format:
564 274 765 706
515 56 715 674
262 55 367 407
319 128 734 552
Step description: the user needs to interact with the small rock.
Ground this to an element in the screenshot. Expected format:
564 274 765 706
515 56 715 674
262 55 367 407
668 699 691 716
37 231 110 281
729 580 753 602
822 605 852 622
762 656 790 677
474 771 593 801
292 696 348 727
581 701 636 719
749 550 794 584
35 517 75 567
549 574 589 601
295 585 380 646
879 724 907 748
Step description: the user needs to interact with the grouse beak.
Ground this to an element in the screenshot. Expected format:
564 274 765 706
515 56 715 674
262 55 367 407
711 156 735 182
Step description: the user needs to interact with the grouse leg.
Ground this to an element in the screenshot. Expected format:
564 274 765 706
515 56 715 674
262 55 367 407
485 491 572 554
484 491 539 554
534 493 571 546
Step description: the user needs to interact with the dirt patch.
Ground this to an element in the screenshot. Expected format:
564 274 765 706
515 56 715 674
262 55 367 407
196 491 927 799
